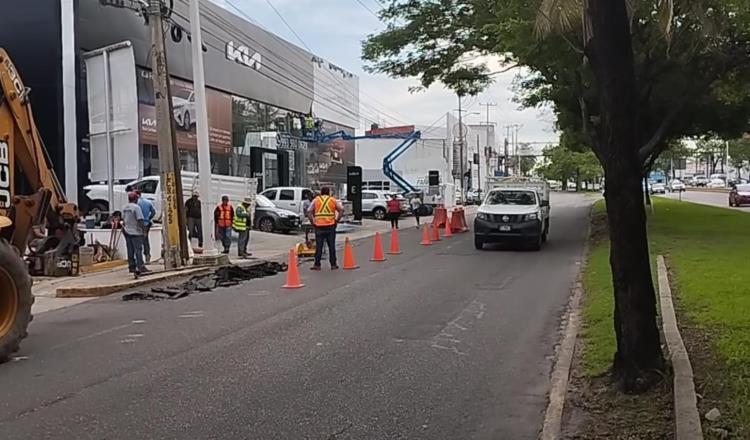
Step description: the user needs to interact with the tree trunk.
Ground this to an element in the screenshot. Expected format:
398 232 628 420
587 0 665 392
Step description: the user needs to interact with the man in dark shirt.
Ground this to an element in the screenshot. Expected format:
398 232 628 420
185 191 203 247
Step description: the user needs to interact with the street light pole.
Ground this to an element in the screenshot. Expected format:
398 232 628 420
188 0 218 258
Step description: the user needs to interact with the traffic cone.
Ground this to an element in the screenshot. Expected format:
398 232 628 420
370 231 387 262
444 218 453 238
388 228 402 255
420 224 432 246
431 224 442 241
343 237 359 270
282 249 305 289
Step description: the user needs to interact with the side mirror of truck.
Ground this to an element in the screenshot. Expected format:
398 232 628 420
540 200 549 207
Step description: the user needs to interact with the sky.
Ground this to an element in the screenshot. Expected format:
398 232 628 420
209 0 558 144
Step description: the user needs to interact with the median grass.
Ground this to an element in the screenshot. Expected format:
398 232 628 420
580 197 750 437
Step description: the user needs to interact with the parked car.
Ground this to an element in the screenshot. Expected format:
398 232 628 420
729 184 750 207
707 178 726 189
650 182 666 194
668 179 686 192
361 190 406 220
253 194 301 233
260 187 315 218
727 178 748 188
693 176 709 187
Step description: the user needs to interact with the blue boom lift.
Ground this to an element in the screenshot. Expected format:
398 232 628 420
301 129 422 194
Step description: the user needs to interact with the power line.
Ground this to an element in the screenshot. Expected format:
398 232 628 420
260 0 312 52
352 0 381 20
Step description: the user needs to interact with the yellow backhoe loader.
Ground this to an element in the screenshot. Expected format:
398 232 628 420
0 48 81 363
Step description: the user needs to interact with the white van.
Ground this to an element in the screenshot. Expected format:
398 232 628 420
260 187 315 217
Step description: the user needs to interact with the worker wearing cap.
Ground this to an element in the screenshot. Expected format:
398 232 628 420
213 195 234 254
233 197 253 258
134 190 156 263
307 187 344 270
122 192 148 278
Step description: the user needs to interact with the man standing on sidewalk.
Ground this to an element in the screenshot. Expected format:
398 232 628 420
122 192 149 278
214 195 234 254
185 191 203 248
233 197 252 258
308 187 344 270
134 190 156 263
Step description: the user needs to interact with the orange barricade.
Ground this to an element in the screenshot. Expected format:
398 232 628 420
431 206 448 228
449 208 470 233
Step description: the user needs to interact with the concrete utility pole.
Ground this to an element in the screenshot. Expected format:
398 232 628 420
479 102 496 187
457 95 465 204
504 125 511 176
148 0 183 270
188 0 223 263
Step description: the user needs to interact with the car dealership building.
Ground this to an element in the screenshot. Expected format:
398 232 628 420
0 0 359 204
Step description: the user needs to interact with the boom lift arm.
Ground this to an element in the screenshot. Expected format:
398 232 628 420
304 130 422 194
0 48 80 275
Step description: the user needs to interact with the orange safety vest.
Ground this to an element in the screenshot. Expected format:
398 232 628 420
217 204 233 228
313 195 337 227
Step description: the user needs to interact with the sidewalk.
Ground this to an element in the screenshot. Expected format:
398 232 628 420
31 217 432 315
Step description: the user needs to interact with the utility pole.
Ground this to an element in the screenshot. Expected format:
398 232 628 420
148 0 183 270
504 125 511 176
457 94 465 204
479 101 496 188
188 0 222 262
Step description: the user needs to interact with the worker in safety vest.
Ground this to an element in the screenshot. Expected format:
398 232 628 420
213 195 234 254
233 197 252 258
307 187 344 270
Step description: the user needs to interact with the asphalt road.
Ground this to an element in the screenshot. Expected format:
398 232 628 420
661 190 750 212
0 193 592 440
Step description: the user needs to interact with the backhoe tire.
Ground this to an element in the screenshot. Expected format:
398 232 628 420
0 238 33 364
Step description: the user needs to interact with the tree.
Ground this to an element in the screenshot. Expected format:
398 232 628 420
363 0 750 391
695 137 727 175
539 144 602 190
728 138 750 178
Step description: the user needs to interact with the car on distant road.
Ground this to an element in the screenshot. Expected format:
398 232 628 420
729 184 750 207
668 179 686 192
707 178 726 189
650 182 666 194
693 176 709 187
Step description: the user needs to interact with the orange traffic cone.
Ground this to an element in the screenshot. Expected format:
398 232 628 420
343 237 359 270
282 249 304 289
444 218 453 238
388 228 402 255
431 224 442 241
420 224 432 246
370 231 387 262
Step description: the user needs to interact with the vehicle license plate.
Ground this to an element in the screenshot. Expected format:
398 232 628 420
499 225 511 231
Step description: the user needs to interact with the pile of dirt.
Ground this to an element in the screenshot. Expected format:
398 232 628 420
122 262 287 301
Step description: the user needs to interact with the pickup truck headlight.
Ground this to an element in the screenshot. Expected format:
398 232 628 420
477 212 489 220
524 212 539 221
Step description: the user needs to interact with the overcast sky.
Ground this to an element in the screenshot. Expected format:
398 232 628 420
209 0 558 143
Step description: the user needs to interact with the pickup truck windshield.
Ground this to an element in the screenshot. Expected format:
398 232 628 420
485 190 537 206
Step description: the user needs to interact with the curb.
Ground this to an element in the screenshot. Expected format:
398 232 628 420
540 202 594 439
56 266 214 298
657 255 703 440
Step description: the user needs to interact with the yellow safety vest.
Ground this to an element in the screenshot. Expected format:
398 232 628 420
233 204 249 231
313 196 337 227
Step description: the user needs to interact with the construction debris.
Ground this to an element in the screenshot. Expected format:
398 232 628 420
122 262 287 301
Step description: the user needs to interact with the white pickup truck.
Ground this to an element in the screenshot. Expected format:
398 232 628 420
473 177 551 251
84 171 258 221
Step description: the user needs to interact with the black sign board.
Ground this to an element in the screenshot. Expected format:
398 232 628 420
428 170 440 186
347 166 363 220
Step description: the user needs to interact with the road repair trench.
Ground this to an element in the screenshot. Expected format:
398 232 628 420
122 262 287 301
